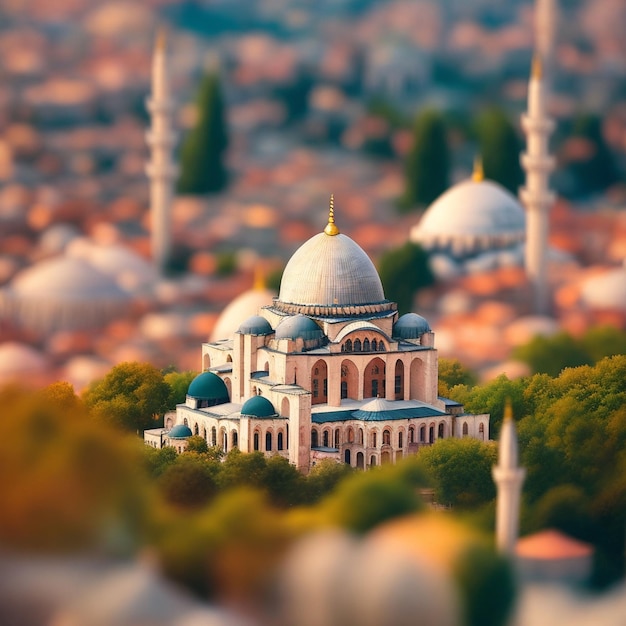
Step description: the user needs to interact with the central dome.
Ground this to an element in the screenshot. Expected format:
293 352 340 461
278 232 386 308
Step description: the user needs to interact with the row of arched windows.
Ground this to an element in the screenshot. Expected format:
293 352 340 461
341 338 386 353
253 428 288 453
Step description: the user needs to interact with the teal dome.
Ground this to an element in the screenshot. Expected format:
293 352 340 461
393 313 431 339
187 371 229 406
238 315 273 336
241 395 277 418
169 424 193 439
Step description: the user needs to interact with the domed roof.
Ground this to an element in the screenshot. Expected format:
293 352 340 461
168 424 193 439
187 371 229 403
580 263 626 312
393 313 431 339
241 395 277 418
411 179 525 251
277 229 385 308
237 315 273 336
275 315 324 340
211 287 276 341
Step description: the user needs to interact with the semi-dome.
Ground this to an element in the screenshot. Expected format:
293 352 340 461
212 286 276 341
411 178 526 256
237 315 273 336
274 204 388 317
275 315 323 340
393 313 431 339
168 424 193 439
187 371 229 404
241 395 278 418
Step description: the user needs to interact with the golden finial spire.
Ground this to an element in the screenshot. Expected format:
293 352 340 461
503 397 513 422
531 53 543 80
156 27 167 52
253 265 266 291
324 193 340 236
472 155 484 182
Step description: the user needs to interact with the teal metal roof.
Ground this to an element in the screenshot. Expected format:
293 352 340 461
312 411 354 423
312 405 446 423
187 371 229 402
241 395 277 418
169 424 192 439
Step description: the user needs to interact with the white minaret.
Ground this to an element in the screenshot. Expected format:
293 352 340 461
520 55 555 315
535 0 558 82
492 400 526 556
146 29 178 274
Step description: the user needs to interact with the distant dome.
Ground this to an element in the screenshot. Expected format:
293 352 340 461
580 263 626 312
237 315 273 336
211 287 276 341
411 179 525 256
39 223 80 255
168 424 193 439
275 315 324 340
241 395 278 418
393 313 431 339
0 342 48 378
187 371 229 404
0 256 129 332
275 224 388 316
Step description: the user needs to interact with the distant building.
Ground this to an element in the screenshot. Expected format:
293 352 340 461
145 200 488 472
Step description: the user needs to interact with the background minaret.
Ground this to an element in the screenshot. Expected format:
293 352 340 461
535 0 558 84
520 55 555 315
492 400 526 556
146 29 178 275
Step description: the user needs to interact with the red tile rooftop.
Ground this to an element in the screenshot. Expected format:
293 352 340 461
516 530 593 560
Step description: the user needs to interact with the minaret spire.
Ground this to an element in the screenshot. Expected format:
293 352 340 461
472 155 484 182
492 399 526 555
324 193 340 236
146 27 178 275
520 51 555 315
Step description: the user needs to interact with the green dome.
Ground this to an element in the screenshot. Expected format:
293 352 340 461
187 371 229 405
169 424 193 439
241 395 277 418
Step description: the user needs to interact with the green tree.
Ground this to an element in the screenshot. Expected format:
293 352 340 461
475 108 523 194
83 362 171 434
438 358 478 397
305 459 354 503
262 455 306 507
186 435 209 454
158 453 220 509
513 331 592 376
400 109 449 210
417 438 498 508
164 370 196 409
378 241 434 314
178 72 228 194
143 445 178 479
580 326 626 363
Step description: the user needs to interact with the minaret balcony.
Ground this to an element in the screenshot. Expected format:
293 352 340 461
145 163 179 179
521 114 555 134
146 98 175 114
519 188 555 209
521 153 555 172
145 130 177 148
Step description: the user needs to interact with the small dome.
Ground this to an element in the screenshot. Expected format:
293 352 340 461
187 371 229 404
241 395 277 418
169 424 192 439
238 315 273 336
275 315 324 340
393 313 431 339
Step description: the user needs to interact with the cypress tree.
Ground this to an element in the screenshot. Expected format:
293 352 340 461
178 72 229 194
400 109 449 211
475 108 524 194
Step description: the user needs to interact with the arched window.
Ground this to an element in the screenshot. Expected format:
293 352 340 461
334 429 340 448
378 342 386 351
226 354 232 363
462 423 468 437
354 339 362 352
344 449 351 465
429 425 434 443
438 423 445 439
409 426 415 443
363 338 370 352
358 428 364 445
370 455 377 467
364 357 386 399
371 431 377 447
311 360 328 405
278 431 284 450
371 339 378 351
420 425 426 443
398 431 403 448
348 427 354 443
232 430 238 448
183 418 188 426
263 362 269 372
254 432 260 451
194 423 199 436
345 339 352 352
323 430 329 448
203 354 211 370
394 360 404 400
266 432 272 452
341 360 358 401
311 429 319 448
211 426 217 446
383 429 391 445
478 423 485 441
356 452 364 469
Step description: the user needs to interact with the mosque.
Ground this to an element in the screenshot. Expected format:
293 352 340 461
145 198 488 471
